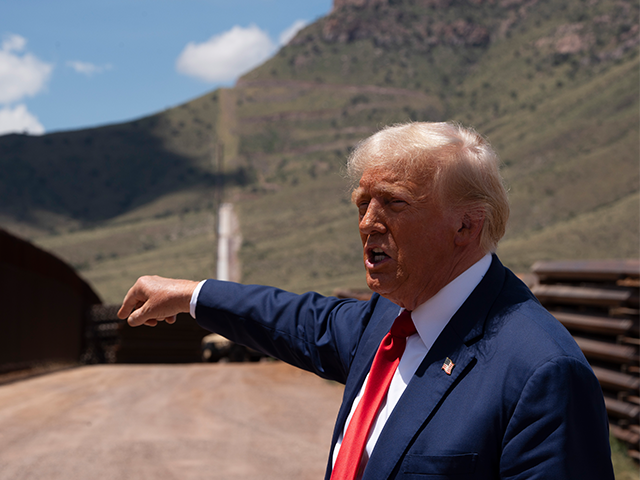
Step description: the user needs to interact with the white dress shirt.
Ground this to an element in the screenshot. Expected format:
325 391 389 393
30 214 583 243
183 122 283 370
190 280 206 318
332 254 492 475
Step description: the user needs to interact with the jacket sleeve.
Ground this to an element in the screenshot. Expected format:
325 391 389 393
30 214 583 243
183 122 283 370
194 279 381 384
500 355 614 480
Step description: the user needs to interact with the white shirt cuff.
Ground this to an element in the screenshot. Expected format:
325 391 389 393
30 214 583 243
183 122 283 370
189 280 207 318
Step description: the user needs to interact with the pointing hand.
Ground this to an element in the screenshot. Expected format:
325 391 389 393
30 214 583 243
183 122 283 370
117 275 199 327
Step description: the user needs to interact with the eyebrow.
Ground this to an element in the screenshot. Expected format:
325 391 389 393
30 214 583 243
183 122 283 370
351 187 366 204
351 183 412 204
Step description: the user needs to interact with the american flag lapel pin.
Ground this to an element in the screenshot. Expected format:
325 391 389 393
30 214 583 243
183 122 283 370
442 357 455 375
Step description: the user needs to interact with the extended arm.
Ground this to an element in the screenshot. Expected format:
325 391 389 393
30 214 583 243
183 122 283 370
194 279 384 383
118 275 388 383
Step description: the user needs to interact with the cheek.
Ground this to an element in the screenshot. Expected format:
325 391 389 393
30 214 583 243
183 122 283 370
397 231 425 257
396 229 453 273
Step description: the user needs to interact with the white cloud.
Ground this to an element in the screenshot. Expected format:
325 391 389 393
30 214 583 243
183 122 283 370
279 19 308 46
176 24 276 83
0 104 45 136
0 33 53 104
2 34 26 52
67 60 113 76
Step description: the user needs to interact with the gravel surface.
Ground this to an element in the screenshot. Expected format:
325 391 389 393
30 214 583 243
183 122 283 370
0 362 344 480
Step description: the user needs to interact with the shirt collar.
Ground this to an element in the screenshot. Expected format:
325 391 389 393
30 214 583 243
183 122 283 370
403 254 492 352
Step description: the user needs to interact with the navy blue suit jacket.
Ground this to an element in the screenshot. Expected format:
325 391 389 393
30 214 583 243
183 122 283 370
195 256 614 479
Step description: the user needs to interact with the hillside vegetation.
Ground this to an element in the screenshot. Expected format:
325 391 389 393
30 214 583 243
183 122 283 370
1 0 638 303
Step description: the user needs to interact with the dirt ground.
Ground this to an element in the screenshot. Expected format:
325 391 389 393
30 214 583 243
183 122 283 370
0 362 344 480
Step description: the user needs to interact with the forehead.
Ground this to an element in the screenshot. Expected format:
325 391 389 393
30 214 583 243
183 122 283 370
353 166 430 200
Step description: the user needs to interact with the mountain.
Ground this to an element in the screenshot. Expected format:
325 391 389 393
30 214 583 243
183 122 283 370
1 0 638 303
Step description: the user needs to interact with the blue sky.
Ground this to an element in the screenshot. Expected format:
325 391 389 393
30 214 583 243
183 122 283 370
1 0 332 135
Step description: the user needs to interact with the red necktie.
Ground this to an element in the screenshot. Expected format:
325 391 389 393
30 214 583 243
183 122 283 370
331 310 416 480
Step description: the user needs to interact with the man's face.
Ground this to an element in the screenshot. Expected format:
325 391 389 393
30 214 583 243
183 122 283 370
352 165 463 310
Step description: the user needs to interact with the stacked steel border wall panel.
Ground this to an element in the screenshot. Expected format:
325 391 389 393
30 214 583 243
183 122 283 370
85 306 210 364
0 228 101 373
530 259 640 461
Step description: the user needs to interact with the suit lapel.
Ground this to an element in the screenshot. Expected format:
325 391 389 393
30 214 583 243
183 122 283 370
362 329 477 479
361 255 507 479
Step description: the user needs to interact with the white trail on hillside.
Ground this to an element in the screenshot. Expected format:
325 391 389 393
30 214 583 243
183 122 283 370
216 203 242 282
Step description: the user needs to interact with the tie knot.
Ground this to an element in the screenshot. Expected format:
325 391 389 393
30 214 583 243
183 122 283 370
390 310 416 338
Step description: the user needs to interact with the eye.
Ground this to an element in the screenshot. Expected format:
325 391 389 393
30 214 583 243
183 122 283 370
387 197 408 209
358 201 370 217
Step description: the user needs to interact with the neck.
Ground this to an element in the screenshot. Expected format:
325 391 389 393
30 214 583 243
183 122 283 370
398 248 488 311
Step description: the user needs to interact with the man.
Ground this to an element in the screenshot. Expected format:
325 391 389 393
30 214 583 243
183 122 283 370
119 122 614 479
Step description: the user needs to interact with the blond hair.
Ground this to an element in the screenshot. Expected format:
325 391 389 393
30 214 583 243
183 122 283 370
347 122 510 253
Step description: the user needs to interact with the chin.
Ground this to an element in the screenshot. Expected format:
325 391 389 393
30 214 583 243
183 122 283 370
366 276 406 307
366 275 390 296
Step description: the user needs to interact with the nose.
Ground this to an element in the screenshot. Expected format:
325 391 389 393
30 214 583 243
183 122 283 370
359 200 387 236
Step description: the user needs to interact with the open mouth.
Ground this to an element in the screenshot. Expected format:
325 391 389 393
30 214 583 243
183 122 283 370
368 247 390 265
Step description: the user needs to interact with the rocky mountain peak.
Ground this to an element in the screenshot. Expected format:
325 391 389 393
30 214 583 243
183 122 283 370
322 0 491 48
332 0 387 11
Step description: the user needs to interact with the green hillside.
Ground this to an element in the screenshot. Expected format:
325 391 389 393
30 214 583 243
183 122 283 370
1 0 638 303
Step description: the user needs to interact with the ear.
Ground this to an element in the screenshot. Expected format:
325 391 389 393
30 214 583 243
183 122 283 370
454 210 485 247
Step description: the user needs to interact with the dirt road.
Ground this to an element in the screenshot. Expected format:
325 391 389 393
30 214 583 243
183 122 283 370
0 362 344 480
